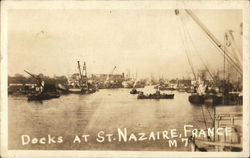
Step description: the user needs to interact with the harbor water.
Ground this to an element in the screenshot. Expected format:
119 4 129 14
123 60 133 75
8 87 242 151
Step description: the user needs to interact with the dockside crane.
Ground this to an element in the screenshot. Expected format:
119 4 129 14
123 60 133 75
106 66 117 82
77 61 90 93
104 66 117 88
24 70 44 89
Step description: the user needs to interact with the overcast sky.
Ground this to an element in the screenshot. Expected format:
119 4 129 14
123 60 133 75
8 9 242 79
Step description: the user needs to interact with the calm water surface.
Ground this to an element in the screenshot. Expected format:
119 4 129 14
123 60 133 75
8 86 242 151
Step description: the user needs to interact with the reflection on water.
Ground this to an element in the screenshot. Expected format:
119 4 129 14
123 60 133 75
8 87 242 150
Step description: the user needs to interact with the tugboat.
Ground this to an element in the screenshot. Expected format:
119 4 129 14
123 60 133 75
129 78 145 94
137 90 174 99
130 88 140 94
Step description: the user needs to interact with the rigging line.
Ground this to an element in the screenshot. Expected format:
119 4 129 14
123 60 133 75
224 32 242 67
227 44 241 66
198 26 242 75
227 47 241 78
183 29 197 80
180 15 216 82
185 10 242 75
185 10 242 72
221 45 242 74
223 35 226 104
176 14 197 80
226 32 242 66
182 21 215 82
204 34 242 75
181 19 196 73
205 105 214 122
193 121 204 131
228 31 242 59
200 105 210 140
206 34 242 75
180 15 197 80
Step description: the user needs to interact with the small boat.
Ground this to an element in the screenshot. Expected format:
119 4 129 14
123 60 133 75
27 92 60 101
130 89 140 94
137 91 174 99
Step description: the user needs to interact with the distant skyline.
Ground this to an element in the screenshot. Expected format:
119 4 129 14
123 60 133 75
8 9 242 79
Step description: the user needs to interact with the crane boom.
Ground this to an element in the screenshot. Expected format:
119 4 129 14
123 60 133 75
24 70 37 79
24 70 44 87
185 10 242 75
111 66 117 74
77 61 84 87
106 66 117 82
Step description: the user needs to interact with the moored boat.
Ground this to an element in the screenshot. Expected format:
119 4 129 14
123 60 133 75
130 88 140 94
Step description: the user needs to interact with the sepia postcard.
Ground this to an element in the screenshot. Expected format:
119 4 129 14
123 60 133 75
1 0 250 157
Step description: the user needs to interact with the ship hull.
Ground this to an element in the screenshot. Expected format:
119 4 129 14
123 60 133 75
188 94 204 104
27 92 60 101
137 94 174 99
204 95 223 105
